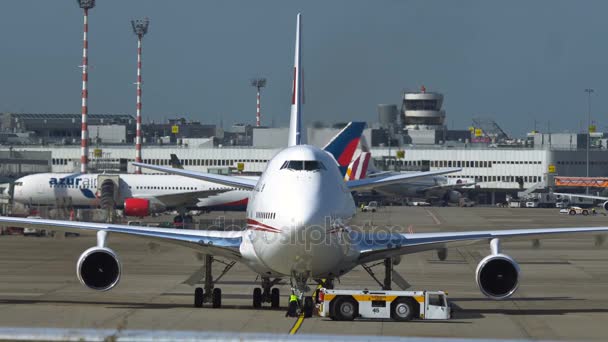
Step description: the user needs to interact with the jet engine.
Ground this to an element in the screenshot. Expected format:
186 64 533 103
392 255 402 266
123 198 166 217
603 201 608 211
475 253 520 300
124 198 150 217
76 247 121 291
447 190 462 203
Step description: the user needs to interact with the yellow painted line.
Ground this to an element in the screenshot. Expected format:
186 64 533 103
289 313 305 335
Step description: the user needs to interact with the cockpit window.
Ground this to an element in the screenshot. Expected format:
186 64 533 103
14 182 23 186
303 160 326 171
280 160 326 171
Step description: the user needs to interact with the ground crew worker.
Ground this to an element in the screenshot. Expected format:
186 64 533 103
286 294 299 317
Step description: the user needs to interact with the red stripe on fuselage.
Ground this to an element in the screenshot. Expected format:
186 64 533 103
248 226 280 233
246 219 281 232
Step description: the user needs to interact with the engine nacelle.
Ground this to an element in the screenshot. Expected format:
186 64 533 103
392 256 402 266
447 190 462 203
124 198 166 217
603 201 608 211
76 247 121 291
475 253 520 300
124 198 150 217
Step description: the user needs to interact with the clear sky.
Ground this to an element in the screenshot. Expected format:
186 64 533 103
1 0 607 137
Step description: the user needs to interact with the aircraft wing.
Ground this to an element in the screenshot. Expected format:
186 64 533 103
0 216 243 260
346 168 461 191
554 193 608 201
132 163 257 190
135 189 232 208
418 181 476 193
354 226 608 264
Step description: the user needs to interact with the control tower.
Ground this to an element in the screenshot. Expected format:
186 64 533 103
402 85 446 131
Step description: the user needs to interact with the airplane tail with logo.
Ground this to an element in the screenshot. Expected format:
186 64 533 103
323 122 366 177
288 13 304 147
345 152 371 181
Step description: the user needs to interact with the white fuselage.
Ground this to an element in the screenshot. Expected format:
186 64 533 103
10 173 251 211
377 174 462 202
240 145 358 278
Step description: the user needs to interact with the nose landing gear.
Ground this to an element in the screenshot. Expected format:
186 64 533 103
286 272 315 318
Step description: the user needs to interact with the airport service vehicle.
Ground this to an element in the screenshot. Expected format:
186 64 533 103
318 288 450 321
411 201 431 206
361 201 378 212
3 14 608 319
459 198 475 207
23 215 43 236
559 206 590 215
525 201 539 208
6 122 366 218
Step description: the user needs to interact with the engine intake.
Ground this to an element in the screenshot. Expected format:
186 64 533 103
603 201 608 211
77 247 121 291
475 254 520 300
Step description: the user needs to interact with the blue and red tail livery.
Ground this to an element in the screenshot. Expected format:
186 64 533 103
322 122 366 177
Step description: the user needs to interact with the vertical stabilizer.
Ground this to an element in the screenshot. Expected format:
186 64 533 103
288 13 304 146
345 152 371 181
359 135 380 174
323 122 366 177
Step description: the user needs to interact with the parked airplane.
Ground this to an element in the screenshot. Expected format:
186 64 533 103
2 14 607 319
554 192 608 210
346 138 475 204
7 122 367 217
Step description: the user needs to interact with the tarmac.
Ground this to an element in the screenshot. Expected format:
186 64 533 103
1 206 608 340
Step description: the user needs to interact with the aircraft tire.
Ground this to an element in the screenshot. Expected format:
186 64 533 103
303 296 314 318
194 287 204 308
212 288 222 308
271 288 280 309
253 287 262 308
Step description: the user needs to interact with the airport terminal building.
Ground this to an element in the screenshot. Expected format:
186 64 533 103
2 89 608 204
1 139 607 204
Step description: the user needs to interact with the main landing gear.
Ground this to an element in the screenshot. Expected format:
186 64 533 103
252 277 282 309
193 255 236 308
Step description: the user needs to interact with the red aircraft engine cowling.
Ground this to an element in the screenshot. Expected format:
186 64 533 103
124 198 150 217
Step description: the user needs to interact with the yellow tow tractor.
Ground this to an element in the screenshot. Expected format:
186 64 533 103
318 288 450 321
